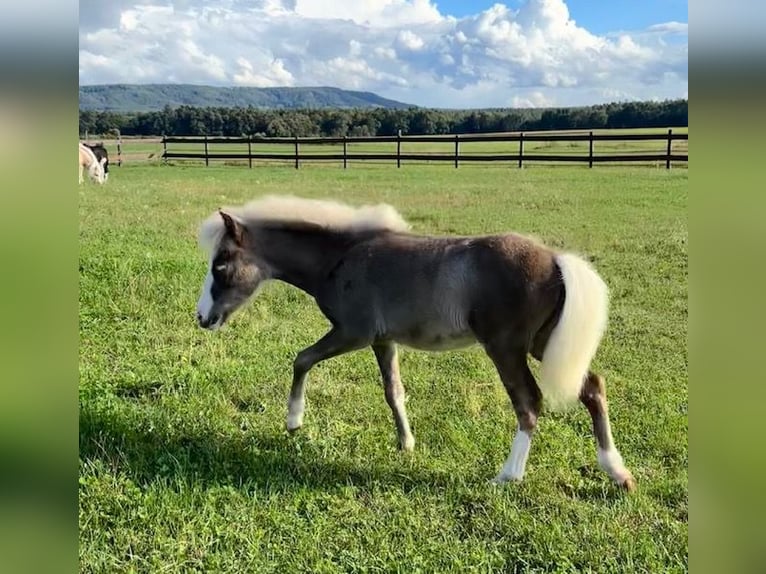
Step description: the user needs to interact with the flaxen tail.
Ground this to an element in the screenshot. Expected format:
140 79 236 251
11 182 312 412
539 253 609 410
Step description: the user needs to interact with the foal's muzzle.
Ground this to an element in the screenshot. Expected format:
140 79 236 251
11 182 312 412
197 312 222 330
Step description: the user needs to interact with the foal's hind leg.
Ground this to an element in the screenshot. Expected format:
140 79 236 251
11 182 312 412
580 372 636 491
286 328 367 431
485 345 543 483
373 342 415 451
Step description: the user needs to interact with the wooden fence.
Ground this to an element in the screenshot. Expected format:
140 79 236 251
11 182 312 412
161 129 688 169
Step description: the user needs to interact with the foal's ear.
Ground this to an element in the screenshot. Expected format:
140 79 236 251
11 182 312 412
219 210 244 245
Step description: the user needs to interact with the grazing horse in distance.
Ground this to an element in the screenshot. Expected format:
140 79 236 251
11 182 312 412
79 142 105 184
195 196 636 491
83 142 109 182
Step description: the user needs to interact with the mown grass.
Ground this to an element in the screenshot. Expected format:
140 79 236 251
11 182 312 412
79 162 687 572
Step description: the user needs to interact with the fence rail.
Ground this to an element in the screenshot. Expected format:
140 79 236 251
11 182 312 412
161 129 688 169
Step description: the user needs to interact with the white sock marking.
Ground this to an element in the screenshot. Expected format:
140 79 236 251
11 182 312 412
597 446 629 481
286 399 305 430
494 428 532 483
400 434 415 451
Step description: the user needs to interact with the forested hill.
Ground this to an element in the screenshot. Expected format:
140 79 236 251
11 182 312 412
79 84 414 112
80 99 688 138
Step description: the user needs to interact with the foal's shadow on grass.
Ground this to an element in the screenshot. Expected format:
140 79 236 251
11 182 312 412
79 399 450 492
554 466 631 502
81 383 635 499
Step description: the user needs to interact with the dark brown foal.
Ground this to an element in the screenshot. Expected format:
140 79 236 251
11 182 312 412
196 196 635 490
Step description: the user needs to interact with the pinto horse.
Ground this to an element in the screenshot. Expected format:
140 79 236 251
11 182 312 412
195 196 635 490
78 142 105 184
83 142 109 182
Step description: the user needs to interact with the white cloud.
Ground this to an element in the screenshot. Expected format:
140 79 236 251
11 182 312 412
313 57 409 89
294 0 441 27
79 50 111 71
647 21 688 35
396 30 425 51
176 39 228 81
79 0 688 108
511 91 556 108
374 46 397 60
233 57 295 87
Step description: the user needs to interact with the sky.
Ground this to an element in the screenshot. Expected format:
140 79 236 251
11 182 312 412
78 0 688 109
435 0 687 34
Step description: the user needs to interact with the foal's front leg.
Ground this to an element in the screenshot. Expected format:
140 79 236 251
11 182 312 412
372 342 415 451
286 328 367 431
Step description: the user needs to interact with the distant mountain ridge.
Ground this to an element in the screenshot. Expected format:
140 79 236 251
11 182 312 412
79 84 415 112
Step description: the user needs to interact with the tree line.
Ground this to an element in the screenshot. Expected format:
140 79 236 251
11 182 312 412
80 99 687 138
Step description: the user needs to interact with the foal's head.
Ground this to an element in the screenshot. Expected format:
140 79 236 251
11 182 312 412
196 211 267 330
89 159 106 184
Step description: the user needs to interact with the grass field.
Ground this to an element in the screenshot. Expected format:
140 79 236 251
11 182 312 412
79 161 687 572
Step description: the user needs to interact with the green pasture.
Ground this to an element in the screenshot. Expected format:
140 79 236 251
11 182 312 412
79 161 687 572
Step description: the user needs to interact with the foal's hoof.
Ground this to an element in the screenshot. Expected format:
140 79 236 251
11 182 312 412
490 474 521 486
286 413 304 432
399 436 415 452
620 475 637 493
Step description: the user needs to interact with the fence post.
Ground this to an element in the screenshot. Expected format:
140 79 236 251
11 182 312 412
343 136 348 169
204 135 209 167
294 135 299 169
518 133 524 169
589 131 594 168
117 137 122 167
162 135 167 164
248 136 252 169
666 128 673 169
454 134 459 168
397 130 402 168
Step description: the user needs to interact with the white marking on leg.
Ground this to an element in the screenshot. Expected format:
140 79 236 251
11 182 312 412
397 404 415 450
493 427 532 483
597 446 631 482
390 393 414 450
286 398 305 431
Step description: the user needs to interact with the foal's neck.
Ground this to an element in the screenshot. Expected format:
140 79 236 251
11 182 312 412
252 223 365 296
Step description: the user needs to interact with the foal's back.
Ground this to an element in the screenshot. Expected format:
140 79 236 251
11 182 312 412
318 231 562 351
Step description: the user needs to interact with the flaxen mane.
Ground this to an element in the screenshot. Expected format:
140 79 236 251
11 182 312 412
199 195 410 253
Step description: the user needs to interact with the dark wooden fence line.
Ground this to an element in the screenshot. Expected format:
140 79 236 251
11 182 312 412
161 132 689 145
161 129 688 169
163 151 690 163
